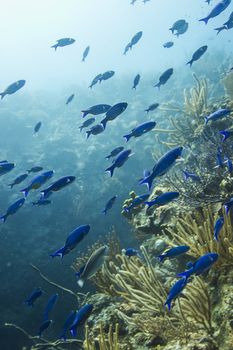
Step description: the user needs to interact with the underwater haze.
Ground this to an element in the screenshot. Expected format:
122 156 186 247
0 0 233 349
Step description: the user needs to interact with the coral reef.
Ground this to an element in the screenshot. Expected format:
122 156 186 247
222 71 233 100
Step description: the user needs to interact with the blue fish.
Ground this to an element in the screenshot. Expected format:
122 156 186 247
144 103 159 113
0 197 25 223
51 38 75 50
38 319 53 337
89 74 103 88
79 118 96 131
132 74 141 90
139 147 183 190
34 121 42 134
204 109 231 124
105 146 124 160
214 217 224 241
44 293 58 321
50 225 90 258
124 31 143 55
158 246 190 262
82 46 90 62
105 149 132 177
100 70 115 83
145 191 179 209
102 196 117 215
70 304 93 337
101 102 128 129
40 176 75 198
224 198 233 215
86 124 104 139
0 80 26 99
66 94 75 105
163 41 174 48
219 129 233 141
177 253 219 280
164 278 188 311
8 173 28 189
154 68 173 89
0 162 15 176
123 121 156 142
124 193 150 212
182 170 200 182
21 170 54 198
216 147 224 168
122 248 140 258
186 46 208 67
81 104 111 118
199 0 231 24
27 166 43 173
24 287 43 307
60 311 76 341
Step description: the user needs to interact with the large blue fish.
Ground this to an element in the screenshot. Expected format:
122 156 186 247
43 293 58 321
145 191 179 209
214 217 224 241
124 193 150 212
186 46 208 67
24 287 43 307
164 278 188 311
0 162 15 176
40 176 75 198
70 304 93 337
102 196 117 215
139 147 183 190
21 170 54 198
0 80 25 99
204 108 231 124
124 31 143 54
0 197 25 223
38 319 53 337
8 173 28 189
101 102 128 129
123 121 156 142
177 253 218 280
158 246 190 262
51 38 75 50
105 149 132 177
50 225 90 258
169 19 188 37
60 311 76 341
199 0 231 24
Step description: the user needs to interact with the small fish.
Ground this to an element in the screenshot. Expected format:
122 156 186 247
38 319 53 337
76 246 108 287
122 248 140 257
24 287 43 307
145 191 179 209
101 102 128 129
219 129 233 141
0 198 25 223
0 162 15 176
163 41 174 48
224 157 233 173
123 121 156 142
89 74 102 89
40 176 75 198
216 147 224 168
105 149 132 177
186 46 208 67
102 196 117 215
60 311 76 341
123 42 131 55
124 194 150 212
70 304 93 337
224 198 233 215
100 70 115 82
105 146 124 160
164 278 188 311
182 170 201 182
32 199 51 206
199 0 231 24
177 253 219 280
66 94 75 105
79 118 95 131
214 217 224 241
169 19 188 37
124 31 143 54
21 170 54 198
86 124 104 139
44 293 58 321
27 166 43 173
132 74 141 89
0 80 26 99
154 68 173 89
140 147 183 190
81 104 111 118
204 108 231 124
8 173 28 189
50 224 90 258
82 46 90 62
34 121 42 134
51 38 75 50
158 246 190 262
145 103 159 113
214 25 228 34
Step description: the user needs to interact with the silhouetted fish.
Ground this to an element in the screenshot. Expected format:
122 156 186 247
51 38 75 50
0 80 25 99
154 68 173 89
199 0 231 24
66 94 75 105
132 74 141 89
186 46 208 67
82 46 90 62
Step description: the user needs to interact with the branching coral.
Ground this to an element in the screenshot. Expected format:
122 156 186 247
83 323 120 350
164 205 233 266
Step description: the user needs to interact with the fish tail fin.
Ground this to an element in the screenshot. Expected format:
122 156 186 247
50 247 64 258
51 44 58 51
186 59 193 67
82 57 85 62
105 164 115 177
139 175 153 191
8 184 13 189
199 17 209 24
204 116 208 125
102 209 107 215
123 134 131 142
101 119 107 130
154 83 160 89
81 111 88 118
214 26 226 34
70 328 77 337
0 215 7 223
219 130 229 141
79 126 83 132
86 131 91 139
164 299 172 311
132 86 136 90
77 279 84 288
169 28 174 34
0 93 5 99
